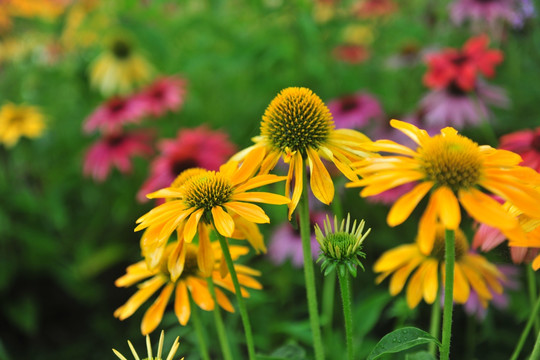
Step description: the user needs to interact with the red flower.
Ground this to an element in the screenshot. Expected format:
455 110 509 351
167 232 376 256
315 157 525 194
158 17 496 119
83 95 147 133
423 35 503 92
136 76 187 118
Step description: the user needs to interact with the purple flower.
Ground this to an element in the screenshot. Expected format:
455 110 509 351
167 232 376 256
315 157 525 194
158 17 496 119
450 0 522 27
327 92 383 129
420 81 509 129
268 212 327 267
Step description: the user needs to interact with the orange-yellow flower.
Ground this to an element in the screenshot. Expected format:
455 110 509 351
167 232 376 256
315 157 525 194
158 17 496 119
135 158 289 276
348 119 540 254
115 241 261 335
233 87 372 219
0 102 45 147
374 225 504 309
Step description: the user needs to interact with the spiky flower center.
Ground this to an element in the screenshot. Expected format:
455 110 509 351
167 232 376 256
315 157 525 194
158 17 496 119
261 87 334 154
183 171 233 212
430 226 468 262
111 39 132 60
418 133 483 192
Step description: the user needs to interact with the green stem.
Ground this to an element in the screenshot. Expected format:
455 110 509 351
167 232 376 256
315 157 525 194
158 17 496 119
428 290 441 356
337 270 354 360
510 291 540 360
298 168 325 360
530 325 540 360
322 272 336 332
207 277 234 360
440 229 455 360
214 230 257 360
190 299 211 360
528 266 540 335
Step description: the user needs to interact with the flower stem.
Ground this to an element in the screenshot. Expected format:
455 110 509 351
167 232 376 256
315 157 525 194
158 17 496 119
530 324 540 360
440 229 455 360
322 273 336 332
190 299 211 360
298 169 325 360
428 288 441 356
214 230 257 360
510 290 540 360
207 277 234 360
337 270 354 360
528 266 540 334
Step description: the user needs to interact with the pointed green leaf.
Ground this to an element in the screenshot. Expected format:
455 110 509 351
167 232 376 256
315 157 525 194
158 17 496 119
367 327 441 360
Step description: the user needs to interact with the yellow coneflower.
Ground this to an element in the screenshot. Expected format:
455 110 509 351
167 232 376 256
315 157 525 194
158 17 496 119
89 37 153 96
7 0 67 19
233 87 372 219
375 225 505 309
113 330 183 360
504 202 540 270
347 119 540 254
115 241 261 335
0 103 45 148
135 160 289 276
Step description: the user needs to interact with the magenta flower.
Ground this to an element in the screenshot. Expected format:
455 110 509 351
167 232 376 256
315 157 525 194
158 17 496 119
420 81 509 129
450 0 521 26
499 127 540 173
83 130 154 182
136 76 187 118
83 95 147 133
327 92 383 129
137 126 236 201
268 212 327 268
463 264 520 320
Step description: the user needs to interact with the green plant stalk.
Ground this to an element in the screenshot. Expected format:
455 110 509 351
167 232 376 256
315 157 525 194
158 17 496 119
214 230 257 360
190 299 211 360
530 323 540 360
440 229 455 360
207 277 234 360
298 169 325 360
428 288 441 356
528 266 540 334
337 270 354 360
510 291 540 360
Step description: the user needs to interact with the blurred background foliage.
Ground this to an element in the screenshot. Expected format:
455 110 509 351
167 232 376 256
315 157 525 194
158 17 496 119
1 0 539 359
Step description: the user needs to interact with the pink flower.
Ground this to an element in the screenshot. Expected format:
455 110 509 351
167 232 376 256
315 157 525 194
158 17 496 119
420 81 509 129
83 130 154 182
450 0 522 27
268 212 327 268
499 127 540 172
327 92 383 129
137 126 236 202
136 76 187 118
83 95 147 133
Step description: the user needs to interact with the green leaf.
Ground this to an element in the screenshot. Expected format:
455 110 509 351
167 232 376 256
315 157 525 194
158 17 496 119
367 327 441 360
406 351 437 360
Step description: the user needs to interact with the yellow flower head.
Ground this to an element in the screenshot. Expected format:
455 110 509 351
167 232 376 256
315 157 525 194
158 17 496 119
115 241 261 335
374 225 505 309
8 0 67 19
90 37 153 96
233 87 372 219
348 119 540 254
503 202 540 270
136 158 289 276
113 330 184 360
0 103 45 148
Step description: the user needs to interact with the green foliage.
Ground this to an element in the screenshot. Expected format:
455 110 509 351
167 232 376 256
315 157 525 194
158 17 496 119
367 327 441 360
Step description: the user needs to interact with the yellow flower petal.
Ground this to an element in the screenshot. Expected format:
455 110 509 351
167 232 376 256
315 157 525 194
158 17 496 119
168 240 186 282
288 152 304 220
452 263 470 303
406 265 427 309
197 224 214 277
481 179 540 218
460 263 492 300
387 182 433 227
234 174 288 193
174 281 190 326
211 206 235 237
187 277 215 311
417 195 438 255
422 259 438 304
433 186 461 230
224 202 270 224
458 188 518 230
231 191 290 204
231 145 266 186
141 283 174 335
388 256 423 295
374 244 419 272
307 148 334 205
390 119 429 145
184 208 204 243
115 276 165 320
215 288 234 313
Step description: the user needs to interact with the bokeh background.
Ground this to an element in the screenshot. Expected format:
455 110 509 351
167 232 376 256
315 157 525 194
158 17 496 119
1 0 540 359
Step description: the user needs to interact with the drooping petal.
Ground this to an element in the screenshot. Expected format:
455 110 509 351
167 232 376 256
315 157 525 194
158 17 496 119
211 206 235 237
168 240 186 282
388 256 423 295
387 182 433 227
115 262 153 287
184 208 205 243
234 174 288 193
418 195 439 255
115 276 166 320
406 265 427 309
458 188 518 230
197 223 214 278
215 288 235 313
481 179 540 218
390 119 429 145
306 148 334 205
460 263 492 300
231 145 266 186
452 263 470 303
422 259 439 304
187 277 215 311
141 283 174 335
288 152 304 220
174 281 190 325
374 244 419 272
231 191 290 204
433 186 461 230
